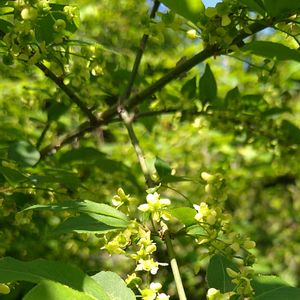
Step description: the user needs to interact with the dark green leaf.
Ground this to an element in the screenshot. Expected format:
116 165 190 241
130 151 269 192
199 64 217 105
169 207 196 226
263 0 300 17
206 254 239 293
155 157 172 178
47 101 69 122
59 148 106 164
240 0 265 15
0 166 28 184
224 87 240 108
24 280 95 300
242 41 300 62
0 19 13 34
160 0 205 24
8 140 40 167
181 76 197 99
0 257 110 300
252 275 300 299
92 271 135 300
281 120 300 145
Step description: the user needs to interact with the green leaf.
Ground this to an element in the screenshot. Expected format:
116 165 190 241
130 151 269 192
155 157 172 178
280 120 300 145
186 224 206 236
242 41 300 63
224 86 240 108
35 4 79 44
25 200 129 233
0 257 110 300
160 0 205 24
240 0 265 15
206 254 239 293
47 101 69 122
0 166 28 184
252 275 300 299
263 0 300 17
92 271 135 300
199 64 217 105
181 76 197 99
59 148 106 164
169 207 196 226
24 280 96 300
8 140 40 167
54 214 127 234
0 19 13 34
24 199 128 222
153 157 188 182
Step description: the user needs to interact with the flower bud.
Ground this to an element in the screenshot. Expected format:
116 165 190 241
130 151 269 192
0 283 10 295
201 172 216 183
226 267 238 278
243 240 256 249
186 29 197 39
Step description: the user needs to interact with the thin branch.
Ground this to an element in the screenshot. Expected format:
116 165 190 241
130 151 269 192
119 107 154 187
122 0 160 100
36 122 50 149
36 62 98 125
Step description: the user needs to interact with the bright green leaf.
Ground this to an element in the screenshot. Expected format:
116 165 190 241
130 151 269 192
160 0 205 24
169 207 196 226
186 224 206 236
199 64 217 105
206 254 239 293
92 271 135 300
242 41 300 62
0 257 110 300
24 280 96 300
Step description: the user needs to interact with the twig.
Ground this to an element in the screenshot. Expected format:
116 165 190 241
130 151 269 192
36 62 98 125
36 122 50 149
121 0 160 100
119 107 154 187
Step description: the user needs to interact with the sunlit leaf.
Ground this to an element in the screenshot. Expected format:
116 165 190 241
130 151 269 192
24 280 95 300
92 271 135 300
160 0 205 23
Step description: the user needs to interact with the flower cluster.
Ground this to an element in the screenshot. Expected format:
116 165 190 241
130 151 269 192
226 266 255 298
104 190 170 300
138 192 171 222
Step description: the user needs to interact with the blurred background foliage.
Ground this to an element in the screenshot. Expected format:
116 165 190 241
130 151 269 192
0 0 300 299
